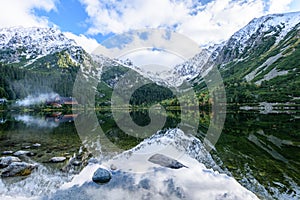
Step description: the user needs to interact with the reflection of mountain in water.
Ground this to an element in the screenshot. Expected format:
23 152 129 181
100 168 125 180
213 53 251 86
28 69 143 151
0 110 299 200
48 129 259 200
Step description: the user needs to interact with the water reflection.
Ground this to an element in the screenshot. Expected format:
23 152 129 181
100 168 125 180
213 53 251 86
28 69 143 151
15 115 59 128
0 110 299 199
214 111 300 199
0 112 82 167
45 113 78 123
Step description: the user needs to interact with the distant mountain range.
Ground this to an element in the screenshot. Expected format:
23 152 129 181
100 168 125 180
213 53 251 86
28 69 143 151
0 11 299 105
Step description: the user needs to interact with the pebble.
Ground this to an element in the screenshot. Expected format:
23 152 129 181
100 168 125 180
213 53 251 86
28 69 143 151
92 168 111 184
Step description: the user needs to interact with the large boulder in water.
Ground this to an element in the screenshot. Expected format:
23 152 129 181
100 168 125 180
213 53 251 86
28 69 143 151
148 154 187 169
0 156 21 168
92 168 111 184
0 162 37 177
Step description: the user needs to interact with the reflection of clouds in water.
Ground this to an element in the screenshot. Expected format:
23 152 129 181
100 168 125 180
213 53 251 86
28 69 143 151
15 93 58 107
14 115 59 128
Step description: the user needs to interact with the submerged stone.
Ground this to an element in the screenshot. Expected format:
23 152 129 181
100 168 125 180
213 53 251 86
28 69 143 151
13 150 32 156
0 162 37 177
92 168 111 184
0 156 21 168
49 157 67 163
148 154 187 169
2 151 13 155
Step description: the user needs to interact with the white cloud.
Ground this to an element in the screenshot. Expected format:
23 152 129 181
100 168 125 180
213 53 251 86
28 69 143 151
268 0 294 14
64 32 100 53
80 0 191 35
79 0 268 46
178 0 265 45
0 0 58 28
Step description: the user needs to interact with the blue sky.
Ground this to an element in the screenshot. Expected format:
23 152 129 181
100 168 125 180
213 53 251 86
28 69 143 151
34 0 88 35
0 0 300 52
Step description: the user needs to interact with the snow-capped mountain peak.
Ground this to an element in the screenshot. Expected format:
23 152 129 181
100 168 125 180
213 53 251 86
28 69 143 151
0 27 79 64
228 11 300 55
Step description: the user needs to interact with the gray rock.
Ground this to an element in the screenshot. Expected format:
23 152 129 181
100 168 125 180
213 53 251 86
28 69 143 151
92 168 111 184
148 154 187 169
49 157 66 163
2 151 13 155
1 162 37 177
0 156 21 168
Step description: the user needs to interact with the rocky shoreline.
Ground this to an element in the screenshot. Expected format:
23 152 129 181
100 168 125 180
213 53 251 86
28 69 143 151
0 143 89 179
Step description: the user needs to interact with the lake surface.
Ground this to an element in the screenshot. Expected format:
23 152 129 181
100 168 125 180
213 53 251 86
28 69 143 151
0 110 299 199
